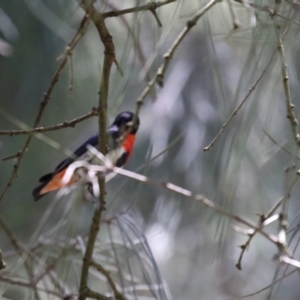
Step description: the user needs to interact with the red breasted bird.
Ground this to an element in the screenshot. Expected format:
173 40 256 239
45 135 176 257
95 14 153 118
32 111 140 201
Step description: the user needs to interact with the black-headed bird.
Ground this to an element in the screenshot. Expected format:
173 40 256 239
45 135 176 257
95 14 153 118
32 111 140 201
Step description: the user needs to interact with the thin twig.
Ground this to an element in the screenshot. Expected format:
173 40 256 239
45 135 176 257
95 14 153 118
235 204 279 270
86 289 111 300
72 149 283 249
0 216 40 299
227 0 241 29
63 144 300 271
203 48 276 151
149 3 163 27
91 261 128 300
0 14 89 203
274 24 299 144
274 254 300 269
134 0 218 119
225 269 297 299
234 0 300 27
55 3 220 297
109 166 280 246
204 26 290 151
33 247 69 286
102 0 176 19
0 275 65 298
77 0 179 297
56 14 91 61
235 174 299 270
0 107 74 160
103 1 151 82
0 108 99 136
262 128 300 161
273 23 299 267
68 54 74 97
2 151 21 161
0 215 72 296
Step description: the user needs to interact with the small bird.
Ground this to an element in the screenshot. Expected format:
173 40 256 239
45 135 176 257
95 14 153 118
32 111 140 201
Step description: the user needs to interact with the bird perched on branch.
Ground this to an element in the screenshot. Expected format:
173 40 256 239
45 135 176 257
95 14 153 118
32 111 140 201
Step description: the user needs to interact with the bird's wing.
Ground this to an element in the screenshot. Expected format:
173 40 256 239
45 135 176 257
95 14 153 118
39 134 99 183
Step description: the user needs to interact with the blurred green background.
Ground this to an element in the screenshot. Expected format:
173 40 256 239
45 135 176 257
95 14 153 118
1 0 300 299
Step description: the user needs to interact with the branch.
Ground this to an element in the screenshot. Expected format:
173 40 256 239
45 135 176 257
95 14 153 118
235 172 299 270
78 1 115 299
0 108 99 136
234 0 300 27
203 48 276 151
102 0 176 25
62 145 300 272
274 24 299 144
0 14 89 203
56 13 91 61
274 254 300 270
110 166 281 246
0 275 65 298
0 216 40 299
91 261 128 300
134 0 218 118
227 0 241 30
102 1 153 83
86 289 111 300
273 23 299 267
68 147 283 250
2 152 21 161
77 0 179 297
204 27 289 151
0 215 72 296
0 107 74 161
226 269 298 299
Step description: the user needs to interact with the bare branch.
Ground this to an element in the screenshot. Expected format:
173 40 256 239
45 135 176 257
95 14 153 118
274 254 300 269
226 269 298 299
86 289 111 300
0 275 65 298
273 23 299 271
91 261 128 300
227 0 241 29
109 166 281 246
0 216 40 299
102 0 176 20
77 1 115 299
274 24 299 144
0 108 99 136
204 47 276 151
2 151 21 161
0 107 74 161
134 0 218 119
235 174 299 270
69 146 283 250
234 0 300 27
75 0 180 297
0 215 72 296
0 14 89 203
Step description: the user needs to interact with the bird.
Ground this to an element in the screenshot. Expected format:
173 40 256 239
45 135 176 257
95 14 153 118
32 111 140 201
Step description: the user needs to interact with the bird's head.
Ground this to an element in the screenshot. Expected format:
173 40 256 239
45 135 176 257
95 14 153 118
111 111 140 135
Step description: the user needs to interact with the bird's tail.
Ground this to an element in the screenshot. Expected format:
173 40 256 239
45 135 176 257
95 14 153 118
32 169 77 201
32 182 49 201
